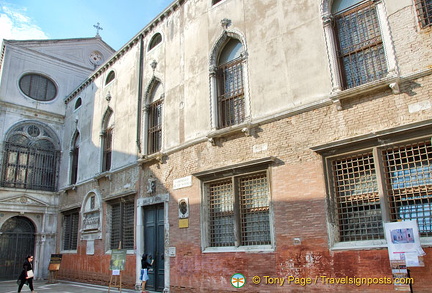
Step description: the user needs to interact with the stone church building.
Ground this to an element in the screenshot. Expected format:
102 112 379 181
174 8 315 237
1 0 432 292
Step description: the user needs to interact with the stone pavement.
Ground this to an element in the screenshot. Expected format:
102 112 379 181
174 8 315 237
0 280 156 293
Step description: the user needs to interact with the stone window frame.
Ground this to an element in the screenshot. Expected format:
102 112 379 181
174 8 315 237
209 29 251 132
321 0 398 101
70 131 80 185
194 157 276 253
106 195 135 250
101 107 114 172
313 123 432 250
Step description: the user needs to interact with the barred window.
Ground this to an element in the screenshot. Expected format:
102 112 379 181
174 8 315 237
334 1 387 89
216 38 245 128
63 209 79 251
206 172 271 248
109 197 135 250
1 124 59 191
415 0 432 28
146 80 163 154
328 139 432 243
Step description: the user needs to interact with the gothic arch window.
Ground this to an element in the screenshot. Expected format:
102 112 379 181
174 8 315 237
19 73 57 101
106 71 115 85
70 131 80 185
148 33 162 51
1 122 60 191
144 79 164 154
101 108 113 172
210 34 247 129
321 0 395 91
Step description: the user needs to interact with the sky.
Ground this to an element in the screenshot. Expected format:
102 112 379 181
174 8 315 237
0 0 174 50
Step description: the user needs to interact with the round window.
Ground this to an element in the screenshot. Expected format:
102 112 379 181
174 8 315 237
19 73 57 101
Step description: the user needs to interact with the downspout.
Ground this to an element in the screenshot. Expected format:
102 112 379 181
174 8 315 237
136 34 145 154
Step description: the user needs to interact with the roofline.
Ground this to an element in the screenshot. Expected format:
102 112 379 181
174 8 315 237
64 0 186 104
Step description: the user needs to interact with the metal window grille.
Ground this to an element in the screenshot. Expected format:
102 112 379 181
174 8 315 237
63 210 79 251
110 198 135 250
415 0 432 28
239 173 271 246
334 2 387 89
331 153 383 242
216 57 245 128
208 179 235 247
148 99 163 154
1 142 59 191
384 140 432 236
102 128 112 172
207 172 270 247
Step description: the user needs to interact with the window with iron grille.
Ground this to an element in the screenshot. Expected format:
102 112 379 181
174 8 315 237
148 99 163 154
62 209 79 251
109 197 135 250
328 138 432 244
415 0 432 28
1 124 59 191
205 171 271 248
333 1 387 89
216 38 245 128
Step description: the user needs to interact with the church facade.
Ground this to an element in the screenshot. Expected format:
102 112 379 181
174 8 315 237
1 0 432 292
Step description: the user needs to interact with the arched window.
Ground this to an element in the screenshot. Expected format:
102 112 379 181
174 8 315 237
1 123 60 191
19 73 57 101
74 98 82 110
322 0 392 91
70 132 79 184
146 80 164 154
106 71 115 85
148 33 162 51
101 108 113 172
216 38 245 128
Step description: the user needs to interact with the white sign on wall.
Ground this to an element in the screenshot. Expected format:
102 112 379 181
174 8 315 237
173 175 192 190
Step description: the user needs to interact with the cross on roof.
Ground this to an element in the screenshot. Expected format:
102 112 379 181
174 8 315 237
93 22 103 37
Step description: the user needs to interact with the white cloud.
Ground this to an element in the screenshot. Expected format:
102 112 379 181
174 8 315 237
0 4 48 46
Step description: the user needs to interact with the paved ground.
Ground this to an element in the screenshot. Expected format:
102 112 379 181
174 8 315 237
0 280 157 293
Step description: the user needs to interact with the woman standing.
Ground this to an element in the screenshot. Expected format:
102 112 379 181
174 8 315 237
140 254 154 293
17 255 36 293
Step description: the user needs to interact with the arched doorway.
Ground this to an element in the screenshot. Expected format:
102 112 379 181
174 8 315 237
0 216 35 280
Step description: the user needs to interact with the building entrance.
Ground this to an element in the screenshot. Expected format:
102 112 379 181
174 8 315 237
0 216 35 280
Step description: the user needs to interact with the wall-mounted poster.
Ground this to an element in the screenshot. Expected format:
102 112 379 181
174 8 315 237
109 249 127 271
384 220 425 267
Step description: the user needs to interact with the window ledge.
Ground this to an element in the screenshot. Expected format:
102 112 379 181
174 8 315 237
138 152 165 164
330 76 400 110
93 171 112 181
331 237 432 251
203 245 274 253
207 122 255 145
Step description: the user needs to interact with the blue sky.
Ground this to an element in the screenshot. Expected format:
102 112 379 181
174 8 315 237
0 0 174 50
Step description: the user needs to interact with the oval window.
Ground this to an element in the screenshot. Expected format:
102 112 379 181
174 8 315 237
19 73 57 101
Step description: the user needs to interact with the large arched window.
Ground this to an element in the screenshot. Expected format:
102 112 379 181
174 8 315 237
1 123 60 191
19 73 57 101
101 108 113 172
215 38 246 128
145 80 164 154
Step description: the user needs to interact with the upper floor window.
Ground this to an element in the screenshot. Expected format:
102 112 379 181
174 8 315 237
212 0 224 5
1 123 60 191
70 132 79 185
74 98 82 110
326 138 432 246
19 73 57 101
106 71 115 85
147 81 164 154
333 0 387 89
216 38 245 128
415 0 432 28
148 33 162 51
101 108 113 172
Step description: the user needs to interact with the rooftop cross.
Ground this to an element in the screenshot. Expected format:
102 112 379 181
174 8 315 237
93 22 103 37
